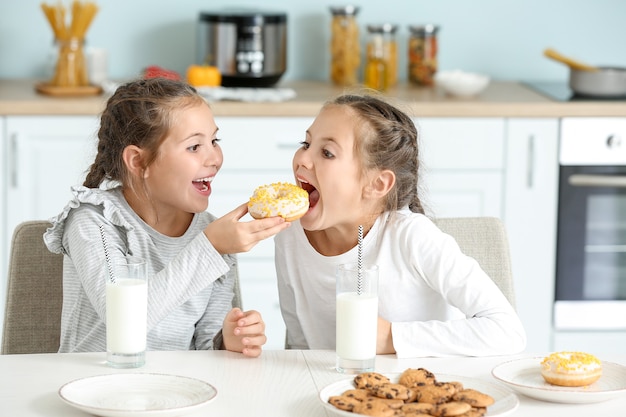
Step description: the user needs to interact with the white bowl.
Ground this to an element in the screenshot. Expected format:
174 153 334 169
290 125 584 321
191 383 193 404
435 70 490 97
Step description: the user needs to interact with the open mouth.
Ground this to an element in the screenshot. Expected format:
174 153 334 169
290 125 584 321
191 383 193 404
192 177 213 193
299 180 320 208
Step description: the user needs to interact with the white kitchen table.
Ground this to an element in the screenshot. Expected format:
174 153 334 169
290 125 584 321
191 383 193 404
1 349 624 416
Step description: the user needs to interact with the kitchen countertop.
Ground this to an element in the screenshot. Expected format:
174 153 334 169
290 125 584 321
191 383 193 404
1 79 626 117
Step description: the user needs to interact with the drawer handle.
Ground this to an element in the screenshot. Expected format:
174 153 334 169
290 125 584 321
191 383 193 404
9 132 18 188
526 134 535 188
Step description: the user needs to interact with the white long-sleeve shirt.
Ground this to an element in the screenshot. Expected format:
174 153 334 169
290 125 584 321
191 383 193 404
275 209 527 358
44 185 236 353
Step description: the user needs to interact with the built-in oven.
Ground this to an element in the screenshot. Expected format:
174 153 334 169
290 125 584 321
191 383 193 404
555 118 626 330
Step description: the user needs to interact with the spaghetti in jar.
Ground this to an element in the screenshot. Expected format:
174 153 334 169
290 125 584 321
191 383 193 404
329 5 360 86
408 24 439 86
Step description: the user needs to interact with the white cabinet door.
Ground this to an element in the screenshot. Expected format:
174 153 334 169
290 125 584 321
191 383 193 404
0 116 6 333
504 119 559 353
5 116 99 230
2 116 99 343
417 118 505 218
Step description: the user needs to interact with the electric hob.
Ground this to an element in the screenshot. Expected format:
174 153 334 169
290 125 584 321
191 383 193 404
524 81 626 102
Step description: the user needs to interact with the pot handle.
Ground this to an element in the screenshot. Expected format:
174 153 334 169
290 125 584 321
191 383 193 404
543 48 598 72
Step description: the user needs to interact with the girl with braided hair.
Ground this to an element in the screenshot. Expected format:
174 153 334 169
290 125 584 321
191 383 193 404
44 78 289 357
275 93 526 357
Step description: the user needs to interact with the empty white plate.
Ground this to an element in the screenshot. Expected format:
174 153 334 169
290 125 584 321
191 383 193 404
58 373 217 417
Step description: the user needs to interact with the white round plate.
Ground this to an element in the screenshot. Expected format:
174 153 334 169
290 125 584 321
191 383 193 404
58 373 217 417
319 373 518 417
492 357 626 404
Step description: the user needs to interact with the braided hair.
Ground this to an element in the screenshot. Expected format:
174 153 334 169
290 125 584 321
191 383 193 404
329 94 425 214
83 78 204 193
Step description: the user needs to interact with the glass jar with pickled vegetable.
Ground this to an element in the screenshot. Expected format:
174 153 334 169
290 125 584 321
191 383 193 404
364 23 398 91
408 24 439 86
329 5 360 86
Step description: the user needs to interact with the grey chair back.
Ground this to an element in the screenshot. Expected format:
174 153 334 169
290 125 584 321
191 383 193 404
433 216 516 309
2 221 62 354
1 220 244 354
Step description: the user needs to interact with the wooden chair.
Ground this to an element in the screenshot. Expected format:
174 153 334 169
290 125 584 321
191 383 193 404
2 221 63 354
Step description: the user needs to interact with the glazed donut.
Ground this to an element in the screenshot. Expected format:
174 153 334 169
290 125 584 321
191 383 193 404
540 351 602 387
248 182 309 221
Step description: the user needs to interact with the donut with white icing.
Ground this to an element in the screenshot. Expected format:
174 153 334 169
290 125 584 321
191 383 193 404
540 351 602 387
248 182 309 221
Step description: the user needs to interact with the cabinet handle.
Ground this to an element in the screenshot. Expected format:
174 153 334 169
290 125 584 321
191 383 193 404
9 132 18 188
526 134 535 188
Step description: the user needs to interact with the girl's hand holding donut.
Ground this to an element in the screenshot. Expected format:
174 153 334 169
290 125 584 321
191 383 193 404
222 308 267 357
204 203 290 254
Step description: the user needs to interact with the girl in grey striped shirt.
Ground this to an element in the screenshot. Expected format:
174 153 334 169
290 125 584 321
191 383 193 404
44 78 290 357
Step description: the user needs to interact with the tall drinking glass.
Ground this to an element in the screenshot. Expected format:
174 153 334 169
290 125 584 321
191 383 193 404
336 263 379 374
106 256 148 368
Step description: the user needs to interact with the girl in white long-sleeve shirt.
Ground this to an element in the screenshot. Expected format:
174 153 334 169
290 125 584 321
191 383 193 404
275 94 526 357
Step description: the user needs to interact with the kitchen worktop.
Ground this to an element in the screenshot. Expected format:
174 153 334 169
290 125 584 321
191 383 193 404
1 79 626 117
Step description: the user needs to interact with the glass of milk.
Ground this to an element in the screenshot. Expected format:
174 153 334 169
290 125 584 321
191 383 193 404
336 263 379 374
106 257 148 368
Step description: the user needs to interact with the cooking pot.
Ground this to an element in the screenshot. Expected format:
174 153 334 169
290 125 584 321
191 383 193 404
569 67 626 97
197 9 287 88
544 48 626 98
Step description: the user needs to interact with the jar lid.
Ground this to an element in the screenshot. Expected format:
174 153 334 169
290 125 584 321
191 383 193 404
366 23 398 34
408 24 439 35
330 5 360 16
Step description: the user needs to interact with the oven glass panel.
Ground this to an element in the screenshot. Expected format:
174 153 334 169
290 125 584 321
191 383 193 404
583 195 626 299
556 166 626 301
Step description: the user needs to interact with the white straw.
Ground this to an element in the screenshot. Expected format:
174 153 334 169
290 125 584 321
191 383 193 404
357 225 363 295
99 224 116 284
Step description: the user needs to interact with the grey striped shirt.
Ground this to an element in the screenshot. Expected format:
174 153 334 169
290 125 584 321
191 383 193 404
44 185 237 352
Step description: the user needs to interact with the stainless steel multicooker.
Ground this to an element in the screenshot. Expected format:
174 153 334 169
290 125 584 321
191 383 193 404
197 9 287 88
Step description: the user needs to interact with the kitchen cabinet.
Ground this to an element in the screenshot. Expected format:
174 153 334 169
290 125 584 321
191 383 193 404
0 116 5 330
0 116 99 342
0 113 560 353
503 119 559 353
3 115 98 253
416 118 504 217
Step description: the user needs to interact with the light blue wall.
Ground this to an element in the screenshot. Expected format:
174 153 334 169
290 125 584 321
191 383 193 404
2 0 625 83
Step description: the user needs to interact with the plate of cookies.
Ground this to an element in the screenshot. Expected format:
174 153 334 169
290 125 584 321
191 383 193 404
491 353 626 404
320 368 519 417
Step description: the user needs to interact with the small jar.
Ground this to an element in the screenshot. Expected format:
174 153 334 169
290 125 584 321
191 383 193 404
329 5 360 86
408 24 439 86
364 23 398 91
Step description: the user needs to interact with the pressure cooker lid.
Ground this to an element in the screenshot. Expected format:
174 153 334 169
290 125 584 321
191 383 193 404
199 8 287 25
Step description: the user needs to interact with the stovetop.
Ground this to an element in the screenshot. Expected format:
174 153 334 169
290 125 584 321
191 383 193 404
523 81 626 102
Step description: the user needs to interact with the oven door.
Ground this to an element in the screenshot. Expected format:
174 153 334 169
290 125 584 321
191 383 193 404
555 165 626 330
